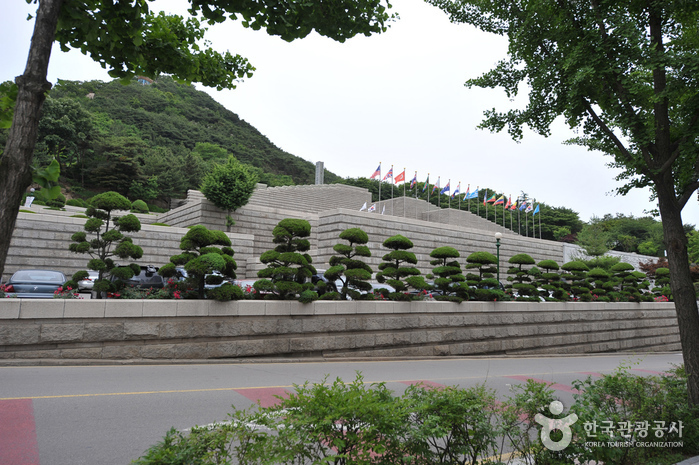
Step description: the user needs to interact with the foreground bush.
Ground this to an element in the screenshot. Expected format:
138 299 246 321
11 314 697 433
134 366 699 465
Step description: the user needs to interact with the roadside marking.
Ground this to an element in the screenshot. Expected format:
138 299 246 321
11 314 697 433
0 368 667 401
0 399 40 465
233 387 290 408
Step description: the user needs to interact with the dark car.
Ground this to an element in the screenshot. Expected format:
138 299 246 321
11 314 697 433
113 265 165 289
4 269 67 298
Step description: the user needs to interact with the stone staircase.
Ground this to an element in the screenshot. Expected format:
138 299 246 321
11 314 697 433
244 183 372 214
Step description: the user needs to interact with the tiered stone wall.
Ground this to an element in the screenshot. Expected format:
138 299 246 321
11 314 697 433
316 209 561 276
0 300 680 361
4 184 653 282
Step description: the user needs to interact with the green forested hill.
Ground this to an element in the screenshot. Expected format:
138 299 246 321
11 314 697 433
23 77 338 207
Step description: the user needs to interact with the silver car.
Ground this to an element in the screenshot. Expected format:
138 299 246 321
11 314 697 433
4 269 67 298
77 270 99 292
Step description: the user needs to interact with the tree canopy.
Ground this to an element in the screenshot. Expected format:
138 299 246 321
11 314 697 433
0 0 394 279
428 0 699 404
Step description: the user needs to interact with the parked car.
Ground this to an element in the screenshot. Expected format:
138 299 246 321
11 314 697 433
77 270 99 292
174 267 234 289
4 269 67 298
112 265 165 289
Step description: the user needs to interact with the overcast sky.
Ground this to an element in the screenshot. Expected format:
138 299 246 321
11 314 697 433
4 0 698 227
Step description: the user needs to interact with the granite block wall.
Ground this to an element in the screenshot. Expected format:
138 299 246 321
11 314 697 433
0 300 680 361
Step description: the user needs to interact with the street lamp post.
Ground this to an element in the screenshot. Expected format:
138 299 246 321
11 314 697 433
495 232 503 284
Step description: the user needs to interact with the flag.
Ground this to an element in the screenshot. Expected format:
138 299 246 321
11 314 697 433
452 184 460 199
383 167 393 181
370 164 381 180
432 177 440 194
505 196 511 209
533 204 540 215
463 186 470 200
382 205 386 215
510 199 517 211
494 195 505 205
466 188 479 200
486 194 497 203
440 181 450 195
526 203 534 213
395 169 405 184
410 172 417 189
519 201 527 211
359 202 367 211
422 174 429 192
368 204 376 212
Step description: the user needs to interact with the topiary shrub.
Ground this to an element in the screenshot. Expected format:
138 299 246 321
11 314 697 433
465 251 500 301
375 234 429 299
131 199 149 214
507 253 537 301
207 283 244 301
68 191 143 299
561 260 591 300
324 228 373 300
430 246 469 302
159 225 238 299
255 218 316 301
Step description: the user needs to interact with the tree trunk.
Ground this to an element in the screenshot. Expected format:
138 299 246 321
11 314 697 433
0 0 63 279
656 179 699 406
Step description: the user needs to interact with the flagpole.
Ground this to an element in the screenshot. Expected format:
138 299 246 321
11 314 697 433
485 190 488 221
448 179 451 209
466 184 470 212
458 182 461 211
390 165 394 216
437 177 441 210
377 162 381 215
476 186 479 216
414 172 418 220
539 209 542 239
402 167 406 218
427 173 430 217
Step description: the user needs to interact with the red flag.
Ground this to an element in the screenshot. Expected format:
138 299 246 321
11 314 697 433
505 196 511 209
395 170 406 184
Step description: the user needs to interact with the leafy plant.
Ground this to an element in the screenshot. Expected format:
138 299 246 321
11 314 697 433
254 218 316 300
429 246 469 302
158 225 238 300
323 227 373 300
68 191 143 299
376 234 429 299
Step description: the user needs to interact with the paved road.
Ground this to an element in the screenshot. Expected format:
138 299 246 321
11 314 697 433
0 353 683 465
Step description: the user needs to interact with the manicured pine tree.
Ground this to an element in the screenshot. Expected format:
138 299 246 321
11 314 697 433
507 253 537 301
560 260 591 301
429 246 469 302
324 228 373 300
376 234 428 300
652 267 672 300
158 225 239 300
68 191 143 299
537 259 563 300
465 251 502 301
586 267 613 302
255 219 317 301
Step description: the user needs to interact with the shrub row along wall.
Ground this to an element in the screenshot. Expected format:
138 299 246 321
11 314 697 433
3 212 255 283
0 300 680 361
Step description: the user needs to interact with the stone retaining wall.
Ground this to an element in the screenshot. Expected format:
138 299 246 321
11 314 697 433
0 300 680 362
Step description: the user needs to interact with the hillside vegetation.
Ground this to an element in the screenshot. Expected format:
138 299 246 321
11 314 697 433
2 77 338 207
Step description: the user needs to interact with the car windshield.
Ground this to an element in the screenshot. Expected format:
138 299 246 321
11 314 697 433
11 270 64 283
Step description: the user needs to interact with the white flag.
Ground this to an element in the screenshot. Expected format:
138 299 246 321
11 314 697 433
381 205 386 215
368 204 376 212
359 202 367 211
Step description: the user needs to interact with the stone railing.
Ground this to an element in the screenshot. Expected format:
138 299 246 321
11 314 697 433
0 300 680 363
